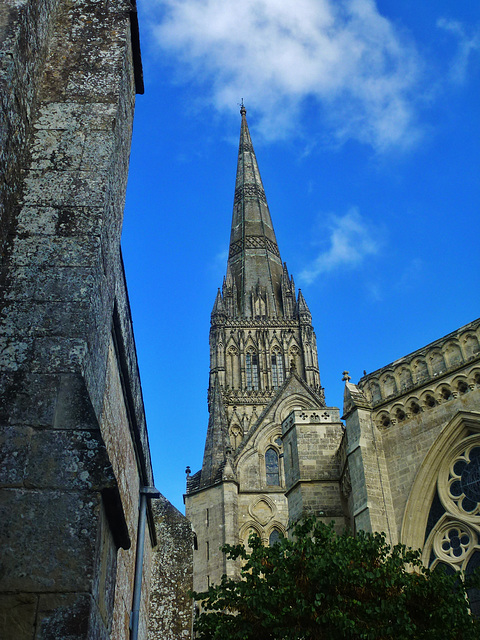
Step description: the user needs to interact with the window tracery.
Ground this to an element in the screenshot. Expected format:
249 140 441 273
421 433 480 613
265 447 280 486
246 350 259 390
271 350 284 388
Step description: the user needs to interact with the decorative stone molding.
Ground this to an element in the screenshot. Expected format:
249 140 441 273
372 362 480 430
359 319 480 409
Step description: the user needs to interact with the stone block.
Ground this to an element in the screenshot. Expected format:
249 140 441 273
36 593 109 640
0 593 38 640
4 266 98 303
0 426 33 487
30 337 87 373
0 488 99 592
34 103 117 131
24 429 114 491
11 235 101 268
23 171 107 207
0 373 58 427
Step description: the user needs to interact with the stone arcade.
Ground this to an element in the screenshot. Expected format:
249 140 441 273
185 106 480 610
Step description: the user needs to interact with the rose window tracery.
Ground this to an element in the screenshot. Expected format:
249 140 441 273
435 524 475 563
423 435 480 586
446 445 480 516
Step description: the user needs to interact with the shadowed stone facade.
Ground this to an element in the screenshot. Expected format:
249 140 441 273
186 106 480 610
0 1 192 638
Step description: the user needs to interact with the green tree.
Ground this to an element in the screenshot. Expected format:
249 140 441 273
192 517 480 640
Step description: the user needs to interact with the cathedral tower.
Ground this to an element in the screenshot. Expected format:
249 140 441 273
185 106 343 592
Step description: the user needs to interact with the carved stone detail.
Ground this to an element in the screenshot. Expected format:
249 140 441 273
234 183 267 205
229 235 280 259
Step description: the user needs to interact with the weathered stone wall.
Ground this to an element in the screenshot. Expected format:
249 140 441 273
148 496 193 640
0 1 159 638
186 483 228 593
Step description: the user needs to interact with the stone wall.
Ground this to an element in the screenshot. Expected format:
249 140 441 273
282 408 346 530
0 1 162 638
148 497 193 640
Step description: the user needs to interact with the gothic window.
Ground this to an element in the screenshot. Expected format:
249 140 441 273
246 351 259 389
271 351 284 388
265 447 280 486
269 528 282 546
406 427 480 615
230 425 242 449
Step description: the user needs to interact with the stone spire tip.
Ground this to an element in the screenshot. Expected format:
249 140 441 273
240 98 246 116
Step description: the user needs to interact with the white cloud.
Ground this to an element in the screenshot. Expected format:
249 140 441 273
300 208 380 282
437 18 480 84
149 0 422 150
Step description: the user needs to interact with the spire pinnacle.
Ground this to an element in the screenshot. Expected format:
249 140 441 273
240 98 246 116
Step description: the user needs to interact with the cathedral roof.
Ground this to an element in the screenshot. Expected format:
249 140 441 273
227 105 285 317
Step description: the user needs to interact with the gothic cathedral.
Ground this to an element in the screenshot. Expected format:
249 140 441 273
185 106 480 605
185 106 346 590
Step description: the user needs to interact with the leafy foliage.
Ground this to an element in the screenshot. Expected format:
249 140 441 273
192 517 480 640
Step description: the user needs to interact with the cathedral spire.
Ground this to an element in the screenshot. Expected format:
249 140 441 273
227 106 284 317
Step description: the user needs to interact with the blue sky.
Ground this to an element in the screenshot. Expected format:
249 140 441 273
122 0 480 512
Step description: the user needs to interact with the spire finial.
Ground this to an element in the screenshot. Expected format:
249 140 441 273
239 98 246 116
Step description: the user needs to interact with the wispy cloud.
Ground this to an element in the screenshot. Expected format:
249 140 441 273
300 208 380 283
437 18 480 84
148 0 422 151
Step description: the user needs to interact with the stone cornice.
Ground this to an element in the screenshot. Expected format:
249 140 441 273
357 318 480 409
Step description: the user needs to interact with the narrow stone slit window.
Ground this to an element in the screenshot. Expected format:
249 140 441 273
266 447 280 485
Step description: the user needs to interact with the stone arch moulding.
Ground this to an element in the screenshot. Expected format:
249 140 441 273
239 522 262 548
267 521 287 539
273 393 312 423
401 411 480 552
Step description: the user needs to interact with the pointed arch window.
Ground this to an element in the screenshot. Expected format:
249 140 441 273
265 447 280 486
271 351 284 388
246 351 259 390
269 528 283 547
402 416 480 616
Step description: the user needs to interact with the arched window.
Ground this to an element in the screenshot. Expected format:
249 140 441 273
246 351 259 389
269 528 283 546
402 415 480 616
265 447 280 486
271 352 284 388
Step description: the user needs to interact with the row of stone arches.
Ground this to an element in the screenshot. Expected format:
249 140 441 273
363 331 480 405
375 369 480 429
240 522 286 549
224 343 301 391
